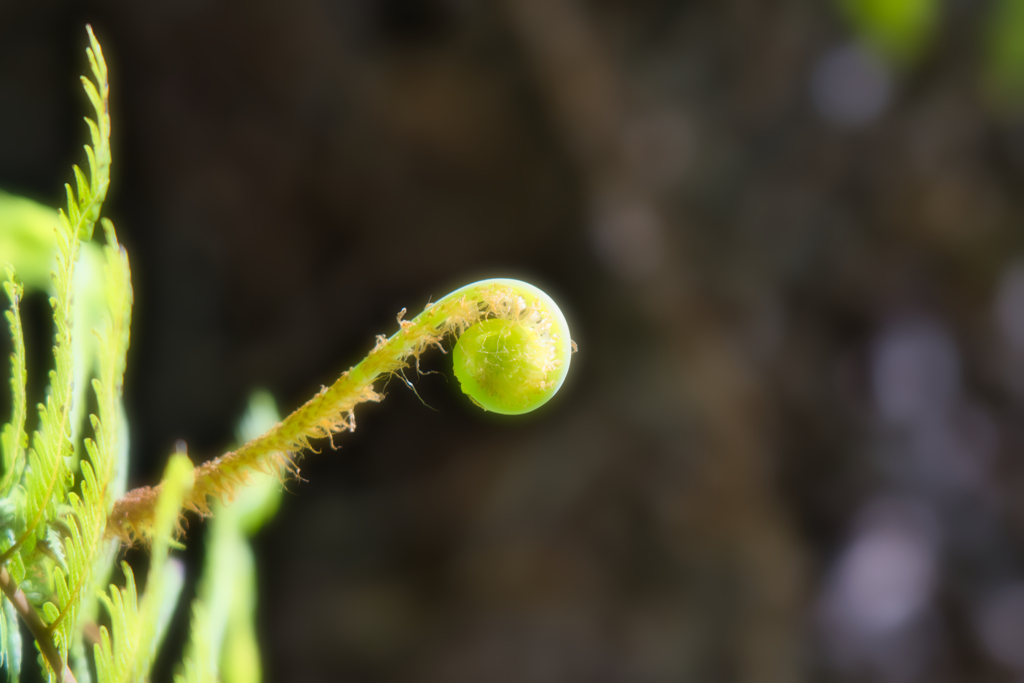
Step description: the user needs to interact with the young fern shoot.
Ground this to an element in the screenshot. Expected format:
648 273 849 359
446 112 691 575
108 278 574 543
451 279 572 414
0 25 576 683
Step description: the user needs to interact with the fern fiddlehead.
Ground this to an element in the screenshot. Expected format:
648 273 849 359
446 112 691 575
450 279 572 414
107 278 574 542
0 22 578 683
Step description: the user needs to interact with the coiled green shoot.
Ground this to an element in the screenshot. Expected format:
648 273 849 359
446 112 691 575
451 279 572 414
108 278 574 542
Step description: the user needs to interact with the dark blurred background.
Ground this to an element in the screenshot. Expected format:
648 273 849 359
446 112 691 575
5 0 1024 681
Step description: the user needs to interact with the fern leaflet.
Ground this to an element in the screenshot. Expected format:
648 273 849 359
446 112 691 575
45 218 132 673
0 593 22 682
0 26 111 580
0 274 27 499
174 602 218 683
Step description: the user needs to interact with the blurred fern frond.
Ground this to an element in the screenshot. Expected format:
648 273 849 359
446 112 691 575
0 274 28 500
839 0 939 64
94 455 193 683
0 24 111 575
0 25 116 683
46 218 132 675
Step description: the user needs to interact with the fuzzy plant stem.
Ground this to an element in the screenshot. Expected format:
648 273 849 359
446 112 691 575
107 279 572 543
0 567 77 683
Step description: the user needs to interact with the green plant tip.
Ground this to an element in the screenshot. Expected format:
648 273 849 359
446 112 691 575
452 278 572 415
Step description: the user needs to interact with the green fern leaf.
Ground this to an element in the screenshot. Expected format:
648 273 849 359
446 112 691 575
0 595 22 682
187 392 281 683
0 191 59 292
71 27 110 242
0 24 111 574
0 27 113 683
174 601 218 683
0 192 108 479
44 218 132 677
93 563 139 683
0 274 27 499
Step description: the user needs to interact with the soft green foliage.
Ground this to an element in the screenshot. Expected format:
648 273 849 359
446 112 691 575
180 392 282 683
0 276 28 501
93 455 192 683
838 0 939 64
69 242 111 472
0 195 57 293
838 0 1024 114
174 603 215 683
0 26 573 683
46 218 133 677
0 26 112 624
984 0 1024 112
0 191 112 475
1 595 22 682
0 27 139 683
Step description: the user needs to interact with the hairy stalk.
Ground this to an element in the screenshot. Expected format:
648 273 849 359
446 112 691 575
107 279 572 543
